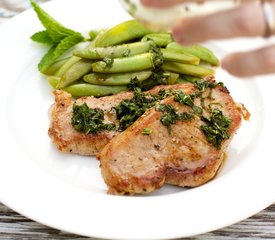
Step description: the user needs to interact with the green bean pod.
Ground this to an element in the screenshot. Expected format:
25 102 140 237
92 53 154 73
83 71 152 85
88 30 99 41
162 62 215 77
178 75 202 83
43 58 69 76
167 42 219 66
142 33 173 47
57 59 93 88
95 20 151 47
74 41 153 59
166 72 180 85
161 49 200 65
63 83 128 97
53 34 100 78
47 76 60 89
55 56 81 77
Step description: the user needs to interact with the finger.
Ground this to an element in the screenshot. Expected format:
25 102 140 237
141 0 186 8
173 1 266 44
221 45 275 77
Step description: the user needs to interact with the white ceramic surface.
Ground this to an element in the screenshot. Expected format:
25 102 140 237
0 0 274 239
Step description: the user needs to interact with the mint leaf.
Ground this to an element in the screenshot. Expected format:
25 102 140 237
30 0 80 43
38 34 84 73
30 0 85 73
31 30 54 44
38 45 56 73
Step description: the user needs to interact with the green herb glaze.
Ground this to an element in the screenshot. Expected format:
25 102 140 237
72 103 116 134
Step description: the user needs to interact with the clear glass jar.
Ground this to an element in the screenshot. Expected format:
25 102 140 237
119 0 243 31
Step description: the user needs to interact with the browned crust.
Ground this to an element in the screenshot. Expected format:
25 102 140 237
99 82 243 195
164 84 242 188
48 90 119 156
48 83 195 156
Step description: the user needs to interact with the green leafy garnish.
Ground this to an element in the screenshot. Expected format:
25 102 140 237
102 57 114 68
122 49 131 57
200 108 231 149
127 77 142 91
30 0 84 73
194 80 223 92
141 70 169 91
38 34 84 73
174 91 203 115
30 30 54 44
72 103 116 135
149 44 164 69
114 88 160 131
156 104 194 133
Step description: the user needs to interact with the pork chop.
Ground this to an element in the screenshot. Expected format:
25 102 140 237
98 82 242 195
48 84 193 155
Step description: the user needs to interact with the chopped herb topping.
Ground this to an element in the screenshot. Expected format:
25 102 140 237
102 57 114 68
157 80 232 149
200 108 231 149
174 91 203 115
158 88 174 99
141 70 169 91
142 128 153 135
149 44 164 69
122 48 131 57
72 103 116 134
114 88 161 130
156 104 194 133
127 77 141 91
71 80 232 149
194 80 222 92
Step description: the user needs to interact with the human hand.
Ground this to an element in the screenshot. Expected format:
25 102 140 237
141 0 275 77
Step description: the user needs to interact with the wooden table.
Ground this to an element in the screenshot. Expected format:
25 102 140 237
0 203 274 239
0 1 274 239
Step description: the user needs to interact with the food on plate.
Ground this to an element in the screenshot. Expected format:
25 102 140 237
49 83 195 155
30 1 246 195
98 78 242 195
31 1 218 98
49 77 244 195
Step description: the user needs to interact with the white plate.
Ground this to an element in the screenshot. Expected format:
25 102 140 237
0 0 274 239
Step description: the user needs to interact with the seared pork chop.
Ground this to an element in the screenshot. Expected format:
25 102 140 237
48 90 125 155
49 84 193 155
98 82 242 195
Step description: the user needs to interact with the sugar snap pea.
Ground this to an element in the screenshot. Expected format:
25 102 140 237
161 49 200 65
142 33 173 47
52 35 99 87
74 41 153 59
166 72 179 85
57 59 93 88
178 75 202 83
43 58 69 75
95 20 151 47
55 56 81 77
83 71 152 86
64 83 128 97
162 62 215 77
88 30 98 41
47 76 60 89
92 53 154 73
167 42 219 66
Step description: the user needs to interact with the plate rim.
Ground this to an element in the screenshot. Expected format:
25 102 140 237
0 0 274 239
